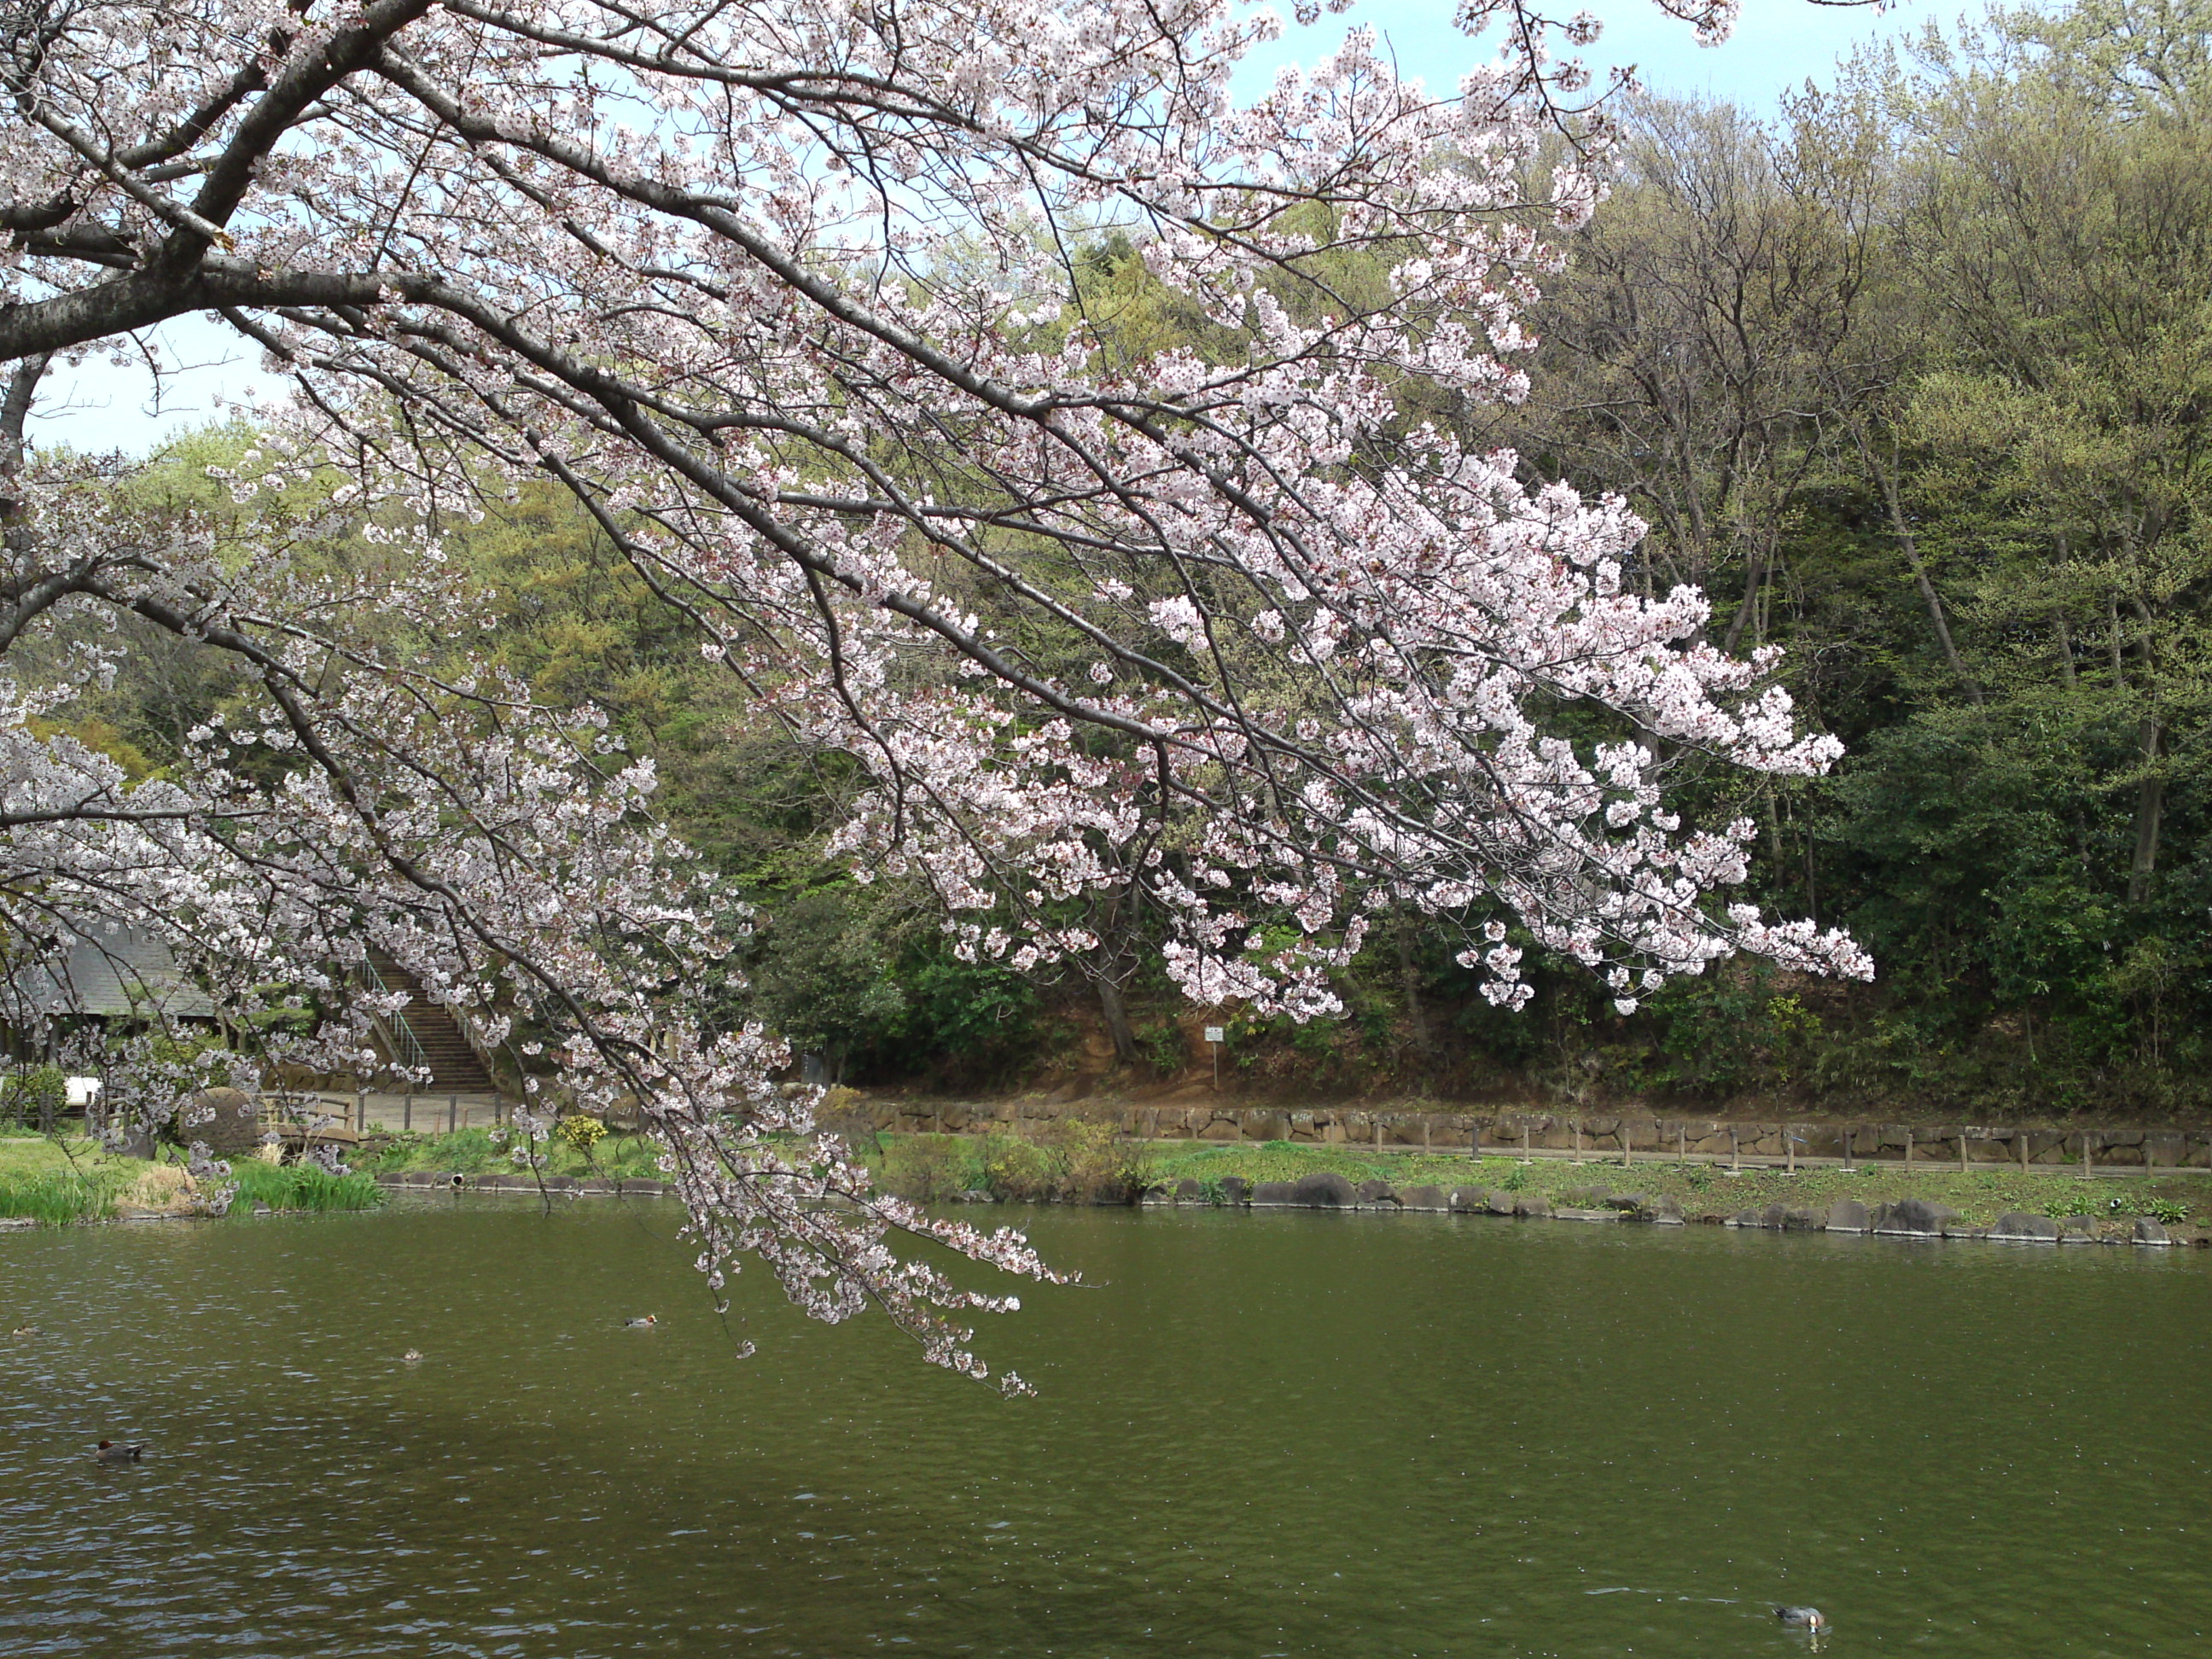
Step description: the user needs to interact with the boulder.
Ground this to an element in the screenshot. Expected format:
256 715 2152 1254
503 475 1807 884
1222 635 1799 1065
1602 1193 1648 1213
1250 1180 1296 1206
1354 1179 1399 1207
1487 1190 1519 1216
1825 1199 1871 1233
1784 1208 1821 1231
1174 1178 1205 1201
1941 1221 1988 1239
1215 1176 1252 1205
1399 1185 1450 1212
1290 1172 1356 1208
1991 1212 2060 1243
1725 1209 1761 1228
1447 1187 1489 1212
1638 1195 1685 1225
1761 1203 1790 1230
181 1086 263 1157
1875 1197 1958 1236
2058 1214 2102 1243
1513 1193 1551 1219
2133 1216 2174 1246
1552 1206 1620 1222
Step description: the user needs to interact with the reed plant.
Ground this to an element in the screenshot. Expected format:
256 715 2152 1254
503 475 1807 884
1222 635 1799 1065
0 1168 119 1225
227 1160 385 1213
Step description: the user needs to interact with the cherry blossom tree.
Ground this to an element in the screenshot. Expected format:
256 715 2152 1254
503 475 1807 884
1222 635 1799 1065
0 0 1868 1381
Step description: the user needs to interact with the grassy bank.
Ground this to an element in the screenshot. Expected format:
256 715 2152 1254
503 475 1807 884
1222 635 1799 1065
864 1132 2206 1230
0 1135 382 1225
357 1126 670 1183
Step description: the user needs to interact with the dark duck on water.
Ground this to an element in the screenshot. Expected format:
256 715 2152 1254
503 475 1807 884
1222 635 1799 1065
1775 1607 1826 1631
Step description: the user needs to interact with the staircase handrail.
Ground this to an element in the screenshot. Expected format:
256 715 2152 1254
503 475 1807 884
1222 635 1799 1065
357 958 432 1079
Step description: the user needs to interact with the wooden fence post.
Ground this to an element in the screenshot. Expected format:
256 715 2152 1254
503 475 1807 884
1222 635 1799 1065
1571 1118 1583 1165
1903 1127 1913 1167
448 1093 459 1135
2081 1132 2093 1178
2020 1131 2030 1174
404 1092 413 1132
1960 1131 1970 1173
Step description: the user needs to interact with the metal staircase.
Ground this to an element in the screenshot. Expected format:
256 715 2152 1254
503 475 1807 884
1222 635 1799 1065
362 952 498 1095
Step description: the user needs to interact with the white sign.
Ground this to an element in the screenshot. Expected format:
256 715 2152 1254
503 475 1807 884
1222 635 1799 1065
1202 1027 1225 1045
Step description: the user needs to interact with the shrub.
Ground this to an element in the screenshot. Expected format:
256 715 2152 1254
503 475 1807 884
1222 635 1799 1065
2147 1196 2191 1225
982 1120 1152 1203
879 1135 977 1202
981 1132 1057 1201
1 1066 68 1132
1139 1019 1186 1077
556 1114 608 1154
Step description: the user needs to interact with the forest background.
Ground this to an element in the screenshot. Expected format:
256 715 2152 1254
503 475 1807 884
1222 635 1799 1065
33 0 2212 1122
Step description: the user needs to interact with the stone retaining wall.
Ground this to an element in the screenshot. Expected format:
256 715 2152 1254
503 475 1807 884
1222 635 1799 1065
858 1101 2212 1171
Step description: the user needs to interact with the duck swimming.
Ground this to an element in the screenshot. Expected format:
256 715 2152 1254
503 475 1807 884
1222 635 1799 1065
94 1441 144 1464
402 1349 423 1365
1775 1607 1826 1631
623 1314 658 1329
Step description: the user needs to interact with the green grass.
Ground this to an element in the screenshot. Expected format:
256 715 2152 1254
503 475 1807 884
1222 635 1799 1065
0 1134 381 1222
226 1160 384 1213
0 1167 122 1225
359 1126 670 1183
1123 1138 2203 1226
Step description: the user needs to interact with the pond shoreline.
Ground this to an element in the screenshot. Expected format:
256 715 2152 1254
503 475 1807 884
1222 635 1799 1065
1129 1173 2210 1247
358 1167 2212 1250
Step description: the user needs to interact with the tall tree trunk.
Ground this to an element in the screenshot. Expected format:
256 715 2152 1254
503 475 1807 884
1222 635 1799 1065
1871 450 1982 705
2129 717 2164 904
1397 917 1431 1053
1851 424 1982 703
1097 977 1138 1068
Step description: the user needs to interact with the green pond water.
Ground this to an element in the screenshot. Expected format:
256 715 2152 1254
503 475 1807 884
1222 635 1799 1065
0 1199 2206 1657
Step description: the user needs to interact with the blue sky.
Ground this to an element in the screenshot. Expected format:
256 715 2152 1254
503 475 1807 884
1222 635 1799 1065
33 0 1941 457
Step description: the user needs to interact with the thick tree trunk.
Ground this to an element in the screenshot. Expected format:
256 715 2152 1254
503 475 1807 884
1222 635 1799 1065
1097 978 1138 1068
1397 917 1431 1053
2129 717 2164 903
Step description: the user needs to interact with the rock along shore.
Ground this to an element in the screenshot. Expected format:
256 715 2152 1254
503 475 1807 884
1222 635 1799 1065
1126 1172 2202 1248
372 1171 676 1198
370 1167 2207 1249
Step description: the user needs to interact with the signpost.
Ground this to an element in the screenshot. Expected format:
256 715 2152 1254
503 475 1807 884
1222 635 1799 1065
1203 1026 1225 1089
